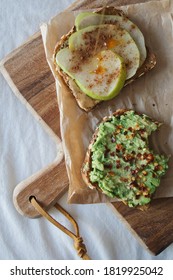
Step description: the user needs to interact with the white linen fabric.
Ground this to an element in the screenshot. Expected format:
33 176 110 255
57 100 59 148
0 0 173 260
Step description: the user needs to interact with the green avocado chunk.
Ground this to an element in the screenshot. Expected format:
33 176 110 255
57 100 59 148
89 110 169 207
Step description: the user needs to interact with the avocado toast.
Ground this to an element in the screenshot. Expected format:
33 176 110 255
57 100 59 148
54 7 156 111
81 109 169 207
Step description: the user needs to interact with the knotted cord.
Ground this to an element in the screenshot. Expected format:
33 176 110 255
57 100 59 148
30 196 90 260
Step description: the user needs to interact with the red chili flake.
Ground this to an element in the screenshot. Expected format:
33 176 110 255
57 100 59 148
146 153 154 163
130 181 139 188
116 160 121 168
110 152 115 156
154 165 163 171
116 144 123 151
117 125 123 129
143 153 148 158
124 154 134 162
104 148 110 157
120 177 128 182
104 164 113 169
131 168 139 175
139 129 145 135
124 166 130 171
141 186 148 192
108 171 115 176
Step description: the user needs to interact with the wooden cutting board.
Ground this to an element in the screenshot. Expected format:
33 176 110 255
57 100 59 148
1 0 173 256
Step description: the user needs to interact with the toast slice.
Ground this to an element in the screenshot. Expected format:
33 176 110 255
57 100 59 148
53 7 156 112
81 109 169 207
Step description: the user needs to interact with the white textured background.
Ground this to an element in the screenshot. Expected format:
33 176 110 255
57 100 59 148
0 0 173 260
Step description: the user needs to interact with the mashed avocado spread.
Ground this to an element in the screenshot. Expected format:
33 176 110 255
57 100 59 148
89 110 169 207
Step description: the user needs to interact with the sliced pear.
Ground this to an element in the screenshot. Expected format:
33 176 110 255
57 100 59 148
56 48 126 100
75 12 146 66
69 24 140 80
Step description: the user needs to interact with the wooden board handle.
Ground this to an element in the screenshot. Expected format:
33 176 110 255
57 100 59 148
13 158 69 218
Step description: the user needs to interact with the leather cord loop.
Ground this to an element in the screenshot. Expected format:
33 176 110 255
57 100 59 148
30 196 90 260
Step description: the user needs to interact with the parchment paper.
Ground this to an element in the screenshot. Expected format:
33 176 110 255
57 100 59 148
41 0 173 204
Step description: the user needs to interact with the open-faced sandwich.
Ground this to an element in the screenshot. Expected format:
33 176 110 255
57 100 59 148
54 7 156 111
81 109 169 207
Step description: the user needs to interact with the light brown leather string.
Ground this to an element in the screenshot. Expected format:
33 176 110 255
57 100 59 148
30 196 90 260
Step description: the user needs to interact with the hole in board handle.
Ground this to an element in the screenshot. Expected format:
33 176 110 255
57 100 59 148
29 195 36 203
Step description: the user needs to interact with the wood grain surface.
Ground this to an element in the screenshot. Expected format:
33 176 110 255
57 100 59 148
1 0 173 255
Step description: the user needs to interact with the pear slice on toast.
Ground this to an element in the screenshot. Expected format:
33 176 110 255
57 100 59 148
69 24 140 80
75 10 146 66
53 7 156 111
56 49 126 100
